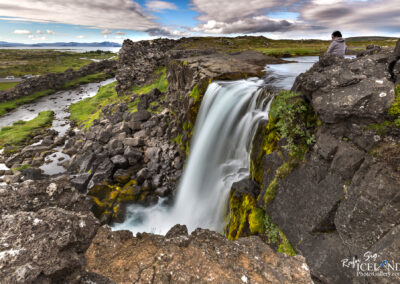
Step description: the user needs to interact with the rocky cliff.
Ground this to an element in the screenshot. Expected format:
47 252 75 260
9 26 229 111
228 40 400 283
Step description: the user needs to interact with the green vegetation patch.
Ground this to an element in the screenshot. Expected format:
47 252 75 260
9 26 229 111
224 191 296 256
0 49 115 77
70 81 119 129
0 89 55 117
0 110 54 147
0 82 18 91
130 67 168 94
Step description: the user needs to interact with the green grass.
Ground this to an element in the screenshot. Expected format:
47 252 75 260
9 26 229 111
173 36 397 57
0 89 55 116
0 82 18 90
130 67 168 94
62 72 109 88
0 111 54 147
69 81 119 129
0 49 116 77
70 66 169 129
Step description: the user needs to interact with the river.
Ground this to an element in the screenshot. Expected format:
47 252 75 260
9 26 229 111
0 79 115 174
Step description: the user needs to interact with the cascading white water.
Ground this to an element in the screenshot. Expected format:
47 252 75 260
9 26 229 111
113 77 272 235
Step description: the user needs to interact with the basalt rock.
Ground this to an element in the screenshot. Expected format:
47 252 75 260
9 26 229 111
0 175 100 283
248 45 400 283
85 225 313 283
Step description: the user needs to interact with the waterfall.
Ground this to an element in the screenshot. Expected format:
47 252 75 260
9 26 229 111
113 77 272 235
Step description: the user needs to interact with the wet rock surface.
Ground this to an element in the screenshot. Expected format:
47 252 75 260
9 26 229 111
85 225 312 284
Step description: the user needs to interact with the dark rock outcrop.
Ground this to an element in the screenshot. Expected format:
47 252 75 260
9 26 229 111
0 176 101 283
247 45 400 283
85 225 313 283
116 38 176 93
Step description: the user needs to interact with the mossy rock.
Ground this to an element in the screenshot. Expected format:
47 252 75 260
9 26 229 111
88 180 140 223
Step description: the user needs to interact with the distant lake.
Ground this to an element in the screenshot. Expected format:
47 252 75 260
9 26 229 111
0 46 121 53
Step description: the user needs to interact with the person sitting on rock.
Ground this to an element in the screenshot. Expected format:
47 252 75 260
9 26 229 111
326 31 346 56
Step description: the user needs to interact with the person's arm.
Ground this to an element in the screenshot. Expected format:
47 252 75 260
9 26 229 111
326 41 335 54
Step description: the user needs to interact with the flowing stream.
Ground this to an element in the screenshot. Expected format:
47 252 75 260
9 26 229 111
0 79 115 174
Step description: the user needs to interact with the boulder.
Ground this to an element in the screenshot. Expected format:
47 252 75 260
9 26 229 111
0 176 99 283
110 155 128 169
85 225 312 283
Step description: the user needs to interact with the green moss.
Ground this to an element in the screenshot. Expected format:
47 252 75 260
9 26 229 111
0 89 55 117
190 84 201 103
130 67 168 94
0 111 54 147
263 177 277 205
269 90 317 156
129 98 140 113
12 164 31 172
248 207 265 234
225 192 296 255
278 231 296 256
88 180 140 222
388 85 400 127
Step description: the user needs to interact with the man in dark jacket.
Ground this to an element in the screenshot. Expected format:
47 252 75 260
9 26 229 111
327 31 346 56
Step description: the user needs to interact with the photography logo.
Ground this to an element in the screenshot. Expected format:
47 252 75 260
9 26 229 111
341 251 400 278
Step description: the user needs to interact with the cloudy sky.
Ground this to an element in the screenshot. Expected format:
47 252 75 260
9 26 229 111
0 0 399 43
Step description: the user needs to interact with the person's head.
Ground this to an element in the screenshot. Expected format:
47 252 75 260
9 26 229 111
331 31 342 39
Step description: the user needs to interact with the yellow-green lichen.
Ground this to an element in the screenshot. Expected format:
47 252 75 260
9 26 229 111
88 180 140 222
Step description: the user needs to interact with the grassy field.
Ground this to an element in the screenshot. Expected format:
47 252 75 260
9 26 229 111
0 110 54 147
174 36 398 57
0 82 18 90
0 49 116 77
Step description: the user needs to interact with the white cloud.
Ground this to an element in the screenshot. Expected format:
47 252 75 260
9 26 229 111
0 0 158 31
46 29 56 35
101 29 113 35
193 17 293 34
115 31 125 35
13 29 31 35
76 35 86 39
36 30 42 34
114 35 123 39
29 35 47 41
146 1 177 11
